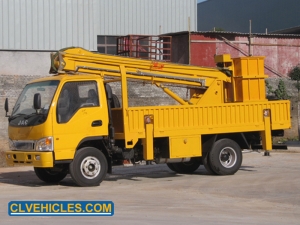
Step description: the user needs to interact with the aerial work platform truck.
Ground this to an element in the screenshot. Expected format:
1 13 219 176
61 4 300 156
4 47 291 186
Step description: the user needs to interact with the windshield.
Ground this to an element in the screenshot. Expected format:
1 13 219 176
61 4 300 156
12 80 59 117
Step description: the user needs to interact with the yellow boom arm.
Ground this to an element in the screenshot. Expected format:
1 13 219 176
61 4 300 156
50 47 234 105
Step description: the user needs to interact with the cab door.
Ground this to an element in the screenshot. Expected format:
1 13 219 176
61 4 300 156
52 80 109 160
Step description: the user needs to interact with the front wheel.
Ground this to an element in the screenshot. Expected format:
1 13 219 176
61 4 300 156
209 139 242 175
69 147 108 187
34 165 68 183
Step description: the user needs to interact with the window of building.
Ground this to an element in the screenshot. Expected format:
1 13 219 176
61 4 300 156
97 36 119 55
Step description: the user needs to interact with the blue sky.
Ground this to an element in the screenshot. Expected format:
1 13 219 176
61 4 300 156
197 0 206 3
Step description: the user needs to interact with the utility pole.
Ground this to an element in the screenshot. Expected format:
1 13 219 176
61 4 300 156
294 77 300 140
248 20 252 56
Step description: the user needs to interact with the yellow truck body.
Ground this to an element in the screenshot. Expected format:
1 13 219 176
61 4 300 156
5 47 291 186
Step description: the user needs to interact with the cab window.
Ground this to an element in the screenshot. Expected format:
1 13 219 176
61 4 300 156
57 81 99 123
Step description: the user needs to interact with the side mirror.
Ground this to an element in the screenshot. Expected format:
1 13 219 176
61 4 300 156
34 93 41 110
5 98 9 117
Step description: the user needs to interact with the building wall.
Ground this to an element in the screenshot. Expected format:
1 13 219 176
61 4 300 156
0 0 197 51
0 0 198 79
197 0 300 33
189 33 300 78
0 51 51 76
190 33 216 67
0 75 43 166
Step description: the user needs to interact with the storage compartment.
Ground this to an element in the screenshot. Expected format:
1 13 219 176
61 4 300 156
232 57 267 102
169 135 201 158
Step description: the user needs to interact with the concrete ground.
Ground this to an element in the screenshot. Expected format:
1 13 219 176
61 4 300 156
0 150 300 225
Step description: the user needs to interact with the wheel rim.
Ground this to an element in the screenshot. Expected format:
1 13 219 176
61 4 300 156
219 147 237 168
80 156 101 179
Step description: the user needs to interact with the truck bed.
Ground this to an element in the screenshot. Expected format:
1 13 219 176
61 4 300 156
112 100 290 142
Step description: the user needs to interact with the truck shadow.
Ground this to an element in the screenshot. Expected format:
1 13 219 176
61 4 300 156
0 170 183 187
0 170 53 187
239 166 257 172
0 164 255 187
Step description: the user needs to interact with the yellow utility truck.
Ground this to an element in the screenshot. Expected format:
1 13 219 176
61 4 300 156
4 47 291 186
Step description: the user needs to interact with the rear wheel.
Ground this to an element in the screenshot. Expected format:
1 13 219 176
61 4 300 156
34 165 68 183
166 163 177 172
209 139 242 175
69 147 108 187
169 160 201 174
202 152 217 175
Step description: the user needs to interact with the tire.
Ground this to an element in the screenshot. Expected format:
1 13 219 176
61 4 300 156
209 138 242 175
170 160 201 174
34 165 68 183
166 163 177 172
69 147 108 187
202 152 217 175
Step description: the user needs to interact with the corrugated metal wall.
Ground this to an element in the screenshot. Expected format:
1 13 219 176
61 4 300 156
0 0 196 51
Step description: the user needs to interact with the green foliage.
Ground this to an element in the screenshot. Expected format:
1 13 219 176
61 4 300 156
288 65 300 81
274 79 290 100
213 27 225 31
295 82 300 91
265 80 274 95
288 65 300 91
276 136 299 143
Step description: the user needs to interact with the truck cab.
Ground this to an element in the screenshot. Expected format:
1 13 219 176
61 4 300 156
5 75 112 186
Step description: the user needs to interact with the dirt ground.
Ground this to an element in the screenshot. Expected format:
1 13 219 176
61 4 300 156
0 151 299 225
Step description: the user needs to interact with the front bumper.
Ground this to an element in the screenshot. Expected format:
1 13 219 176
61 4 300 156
5 151 54 167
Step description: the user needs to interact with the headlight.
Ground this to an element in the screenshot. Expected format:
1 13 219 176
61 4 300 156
9 139 15 150
35 137 53 151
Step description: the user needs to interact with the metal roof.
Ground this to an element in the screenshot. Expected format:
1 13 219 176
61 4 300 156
194 31 300 38
163 31 300 38
271 26 300 34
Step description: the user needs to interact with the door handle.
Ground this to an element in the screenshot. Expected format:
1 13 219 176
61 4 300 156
92 120 102 127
